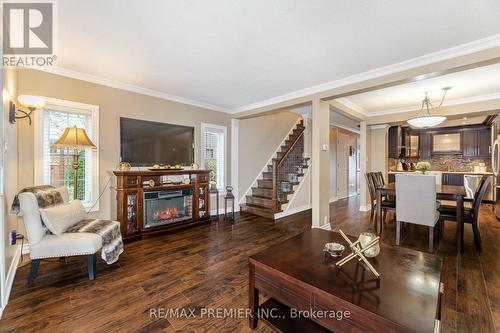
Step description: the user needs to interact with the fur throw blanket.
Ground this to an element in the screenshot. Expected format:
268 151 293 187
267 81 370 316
10 185 63 215
66 219 124 264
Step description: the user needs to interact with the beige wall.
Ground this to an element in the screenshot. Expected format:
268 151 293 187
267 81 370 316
237 111 300 201
3 67 19 272
369 127 389 179
17 69 233 221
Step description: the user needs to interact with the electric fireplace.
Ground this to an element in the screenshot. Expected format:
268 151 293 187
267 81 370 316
143 189 193 228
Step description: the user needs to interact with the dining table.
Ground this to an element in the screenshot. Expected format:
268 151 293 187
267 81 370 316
376 182 467 254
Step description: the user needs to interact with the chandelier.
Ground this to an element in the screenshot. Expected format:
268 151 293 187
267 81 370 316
407 87 450 128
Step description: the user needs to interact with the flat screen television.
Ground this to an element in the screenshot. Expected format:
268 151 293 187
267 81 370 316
120 117 194 166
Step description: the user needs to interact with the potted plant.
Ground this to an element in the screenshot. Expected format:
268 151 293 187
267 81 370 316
416 161 431 174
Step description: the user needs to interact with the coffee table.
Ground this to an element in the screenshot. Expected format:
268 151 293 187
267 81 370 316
249 229 443 333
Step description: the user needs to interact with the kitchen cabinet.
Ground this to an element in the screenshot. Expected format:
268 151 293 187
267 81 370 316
420 130 431 159
442 173 464 186
404 129 420 158
431 131 462 155
478 128 492 156
462 127 491 157
388 126 400 159
388 173 396 183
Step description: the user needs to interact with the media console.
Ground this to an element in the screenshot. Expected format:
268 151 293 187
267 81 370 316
113 169 210 242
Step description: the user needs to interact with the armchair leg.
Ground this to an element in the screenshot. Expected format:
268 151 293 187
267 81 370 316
28 259 40 284
87 254 96 280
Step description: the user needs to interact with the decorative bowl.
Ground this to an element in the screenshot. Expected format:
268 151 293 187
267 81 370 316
323 242 345 257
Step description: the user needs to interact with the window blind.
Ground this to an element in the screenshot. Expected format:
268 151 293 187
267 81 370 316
202 125 226 190
42 109 93 204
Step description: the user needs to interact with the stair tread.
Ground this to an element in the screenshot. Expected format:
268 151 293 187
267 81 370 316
240 203 282 213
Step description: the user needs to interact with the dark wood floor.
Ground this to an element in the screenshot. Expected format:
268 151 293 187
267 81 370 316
1 197 500 332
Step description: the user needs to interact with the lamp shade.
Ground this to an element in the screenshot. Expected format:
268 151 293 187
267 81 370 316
17 95 45 109
51 126 97 150
407 115 447 129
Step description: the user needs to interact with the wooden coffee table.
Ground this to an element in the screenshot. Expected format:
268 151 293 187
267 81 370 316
249 229 443 333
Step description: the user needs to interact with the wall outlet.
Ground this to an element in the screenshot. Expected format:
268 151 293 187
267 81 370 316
10 230 16 245
10 230 24 245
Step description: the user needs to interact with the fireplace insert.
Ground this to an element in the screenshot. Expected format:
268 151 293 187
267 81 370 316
143 189 193 228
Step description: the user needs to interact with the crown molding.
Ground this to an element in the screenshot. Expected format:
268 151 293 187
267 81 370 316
230 33 500 114
369 124 390 130
366 92 500 117
30 66 230 113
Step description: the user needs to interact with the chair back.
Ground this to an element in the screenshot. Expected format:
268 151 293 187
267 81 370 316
472 176 491 221
365 172 376 204
375 172 385 186
18 187 69 244
396 174 437 227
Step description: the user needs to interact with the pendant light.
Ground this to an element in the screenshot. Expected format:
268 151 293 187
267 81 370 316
407 87 451 128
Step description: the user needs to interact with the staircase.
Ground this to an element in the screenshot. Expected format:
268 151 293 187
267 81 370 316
240 120 309 219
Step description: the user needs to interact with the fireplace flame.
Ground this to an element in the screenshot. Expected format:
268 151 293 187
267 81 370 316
153 207 180 220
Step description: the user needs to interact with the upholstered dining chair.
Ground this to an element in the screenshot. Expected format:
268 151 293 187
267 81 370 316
396 174 440 252
18 187 103 283
438 175 491 252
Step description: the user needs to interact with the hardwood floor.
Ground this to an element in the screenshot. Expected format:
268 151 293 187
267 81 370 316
1 197 499 332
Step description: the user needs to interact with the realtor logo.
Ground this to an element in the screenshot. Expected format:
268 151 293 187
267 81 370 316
2 1 56 66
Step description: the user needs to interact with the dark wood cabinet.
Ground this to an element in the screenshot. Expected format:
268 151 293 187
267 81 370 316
442 173 464 186
114 169 211 242
478 128 492 156
388 173 396 183
462 127 491 157
462 130 478 157
420 130 431 159
388 126 400 158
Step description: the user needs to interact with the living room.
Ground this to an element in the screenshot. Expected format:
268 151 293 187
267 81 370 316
1 1 500 332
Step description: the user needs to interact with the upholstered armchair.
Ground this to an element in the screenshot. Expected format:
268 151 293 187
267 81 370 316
18 187 103 283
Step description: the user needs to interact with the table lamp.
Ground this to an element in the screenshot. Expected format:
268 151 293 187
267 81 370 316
51 126 97 200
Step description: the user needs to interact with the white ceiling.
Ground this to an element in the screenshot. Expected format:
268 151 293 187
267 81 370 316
341 63 500 115
55 0 500 111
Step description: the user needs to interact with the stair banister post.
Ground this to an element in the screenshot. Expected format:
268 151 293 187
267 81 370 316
272 159 279 211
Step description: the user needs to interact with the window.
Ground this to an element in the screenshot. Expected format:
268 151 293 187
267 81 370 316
201 123 226 191
34 98 99 210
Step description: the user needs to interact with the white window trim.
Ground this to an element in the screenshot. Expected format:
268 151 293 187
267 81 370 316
201 122 227 192
34 97 100 211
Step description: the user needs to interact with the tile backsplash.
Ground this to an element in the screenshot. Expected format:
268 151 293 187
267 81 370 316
389 156 492 172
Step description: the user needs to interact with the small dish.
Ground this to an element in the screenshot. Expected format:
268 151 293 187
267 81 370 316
323 242 345 257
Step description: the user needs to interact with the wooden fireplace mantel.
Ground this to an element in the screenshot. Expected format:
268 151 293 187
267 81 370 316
113 169 211 242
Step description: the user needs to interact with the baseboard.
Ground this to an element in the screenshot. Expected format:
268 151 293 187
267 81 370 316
1 245 22 319
329 196 338 203
359 204 372 212
274 203 311 219
319 223 332 230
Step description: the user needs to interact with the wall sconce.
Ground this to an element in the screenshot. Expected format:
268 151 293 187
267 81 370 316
9 95 46 125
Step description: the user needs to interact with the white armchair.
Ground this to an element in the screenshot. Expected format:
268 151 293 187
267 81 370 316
18 187 103 283
395 174 441 252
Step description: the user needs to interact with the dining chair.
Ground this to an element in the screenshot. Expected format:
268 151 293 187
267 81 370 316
438 175 491 252
396 174 440 252
366 172 395 233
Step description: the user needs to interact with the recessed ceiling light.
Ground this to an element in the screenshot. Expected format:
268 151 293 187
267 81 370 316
462 121 467 125
462 117 467 120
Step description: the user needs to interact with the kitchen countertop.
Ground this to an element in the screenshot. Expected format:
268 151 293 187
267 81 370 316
388 170 493 175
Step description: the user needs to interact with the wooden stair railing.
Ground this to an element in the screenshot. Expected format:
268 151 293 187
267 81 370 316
271 127 305 211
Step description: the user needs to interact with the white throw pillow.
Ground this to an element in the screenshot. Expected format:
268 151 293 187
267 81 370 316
39 200 87 236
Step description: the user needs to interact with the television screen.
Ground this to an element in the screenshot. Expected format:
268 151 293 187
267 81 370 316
120 117 194 166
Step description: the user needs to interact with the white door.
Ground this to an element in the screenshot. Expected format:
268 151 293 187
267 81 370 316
337 133 349 199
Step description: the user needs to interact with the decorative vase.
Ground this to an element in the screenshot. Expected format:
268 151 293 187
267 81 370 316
358 231 380 258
